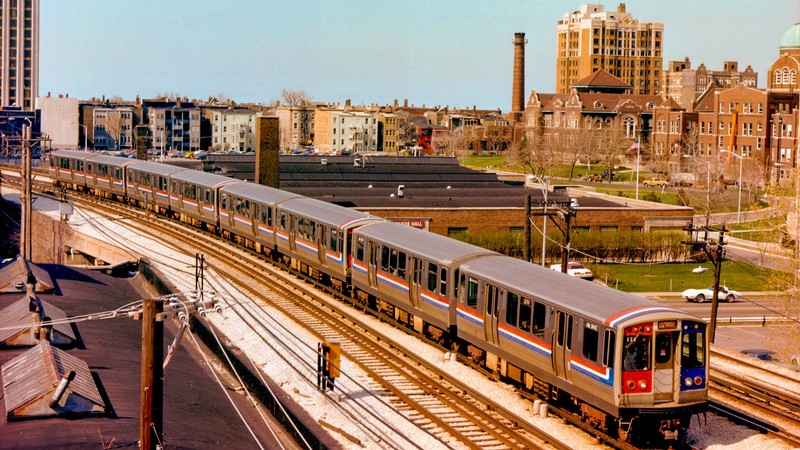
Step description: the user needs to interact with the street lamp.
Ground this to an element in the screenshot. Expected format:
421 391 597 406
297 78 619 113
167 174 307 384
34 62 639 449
69 122 88 150
720 149 743 223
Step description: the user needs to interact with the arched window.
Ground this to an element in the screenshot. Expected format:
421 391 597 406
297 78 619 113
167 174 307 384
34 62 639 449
775 70 782 85
792 70 797 85
783 67 790 84
623 117 636 137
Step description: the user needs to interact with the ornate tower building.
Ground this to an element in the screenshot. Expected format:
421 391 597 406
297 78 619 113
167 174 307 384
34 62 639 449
556 3 663 95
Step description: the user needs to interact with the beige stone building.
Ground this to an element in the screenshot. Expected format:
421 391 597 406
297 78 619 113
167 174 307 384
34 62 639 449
663 58 758 112
556 3 663 95
1 0 38 110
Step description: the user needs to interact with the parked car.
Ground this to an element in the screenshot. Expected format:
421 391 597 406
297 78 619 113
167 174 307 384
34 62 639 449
741 349 777 361
681 286 742 303
643 178 668 187
549 262 593 279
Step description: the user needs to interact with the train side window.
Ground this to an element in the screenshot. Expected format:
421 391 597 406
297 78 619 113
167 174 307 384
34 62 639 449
205 189 212 205
356 237 365 261
190 184 197 200
506 292 519 327
532 302 546 336
87 163 93 174
330 229 339 251
427 263 437 291
76 161 84 172
389 249 399 275
602 330 616 368
519 297 532 332
279 211 286 229
397 252 406 278
221 194 228 210
115 168 121 180
267 207 272 226
381 246 390 271
60 158 69 169
466 278 478 308
582 323 599 362
439 268 447 295
245 200 252 218
159 176 167 191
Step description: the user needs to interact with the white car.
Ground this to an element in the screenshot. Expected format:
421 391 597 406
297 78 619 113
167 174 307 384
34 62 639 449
681 286 742 303
549 262 593 280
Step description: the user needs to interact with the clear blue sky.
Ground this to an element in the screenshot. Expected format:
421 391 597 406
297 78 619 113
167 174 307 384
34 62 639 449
41 0 799 110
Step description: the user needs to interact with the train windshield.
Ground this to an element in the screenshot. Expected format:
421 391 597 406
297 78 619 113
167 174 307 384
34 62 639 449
681 329 706 368
623 334 651 371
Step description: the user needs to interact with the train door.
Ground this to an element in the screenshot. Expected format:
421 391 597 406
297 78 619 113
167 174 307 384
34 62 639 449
653 331 679 402
288 215 297 252
318 225 327 265
484 284 500 345
409 258 423 308
220 194 232 227
86 163 95 186
367 241 378 288
553 310 573 381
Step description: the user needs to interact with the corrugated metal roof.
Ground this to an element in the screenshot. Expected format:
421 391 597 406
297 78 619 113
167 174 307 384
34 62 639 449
0 296 76 345
0 257 55 294
2 341 104 418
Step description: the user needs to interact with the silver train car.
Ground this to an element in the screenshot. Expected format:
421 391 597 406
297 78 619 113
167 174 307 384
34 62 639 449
454 255 706 440
351 221 495 341
48 150 707 442
273 196 382 289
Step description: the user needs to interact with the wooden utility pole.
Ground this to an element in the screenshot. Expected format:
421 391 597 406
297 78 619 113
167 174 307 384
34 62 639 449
705 227 726 344
524 194 531 263
140 298 164 450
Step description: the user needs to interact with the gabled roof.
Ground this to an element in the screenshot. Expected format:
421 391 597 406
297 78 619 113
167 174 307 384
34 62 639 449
2 341 105 419
539 92 665 113
0 295 76 346
573 70 631 90
0 257 55 294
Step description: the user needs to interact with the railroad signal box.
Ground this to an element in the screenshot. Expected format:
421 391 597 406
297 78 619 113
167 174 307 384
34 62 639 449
317 339 341 392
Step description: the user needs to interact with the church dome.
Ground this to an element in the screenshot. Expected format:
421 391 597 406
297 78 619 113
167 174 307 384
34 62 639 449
780 22 800 50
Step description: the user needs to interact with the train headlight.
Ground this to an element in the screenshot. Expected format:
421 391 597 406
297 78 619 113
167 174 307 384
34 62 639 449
694 376 703 386
627 380 635 390
638 380 647 390
684 377 693 387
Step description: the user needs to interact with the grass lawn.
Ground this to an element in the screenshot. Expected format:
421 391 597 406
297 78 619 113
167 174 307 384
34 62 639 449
591 261 783 293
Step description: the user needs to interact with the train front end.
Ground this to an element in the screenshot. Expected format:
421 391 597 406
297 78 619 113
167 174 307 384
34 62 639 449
615 314 708 442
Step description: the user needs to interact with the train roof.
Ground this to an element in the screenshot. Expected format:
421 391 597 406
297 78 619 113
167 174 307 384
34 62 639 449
85 154 137 167
278 196 381 229
127 160 187 176
219 181 302 204
171 169 243 189
354 222 496 264
458 255 693 327
51 150 95 161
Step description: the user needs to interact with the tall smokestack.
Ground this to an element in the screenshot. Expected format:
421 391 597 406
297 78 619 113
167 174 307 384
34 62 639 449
511 32 527 125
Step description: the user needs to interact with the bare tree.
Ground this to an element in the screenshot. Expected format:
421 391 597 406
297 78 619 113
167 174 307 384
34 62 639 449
281 88 312 107
510 116 558 179
154 91 182 101
594 127 629 182
398 118 418 150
